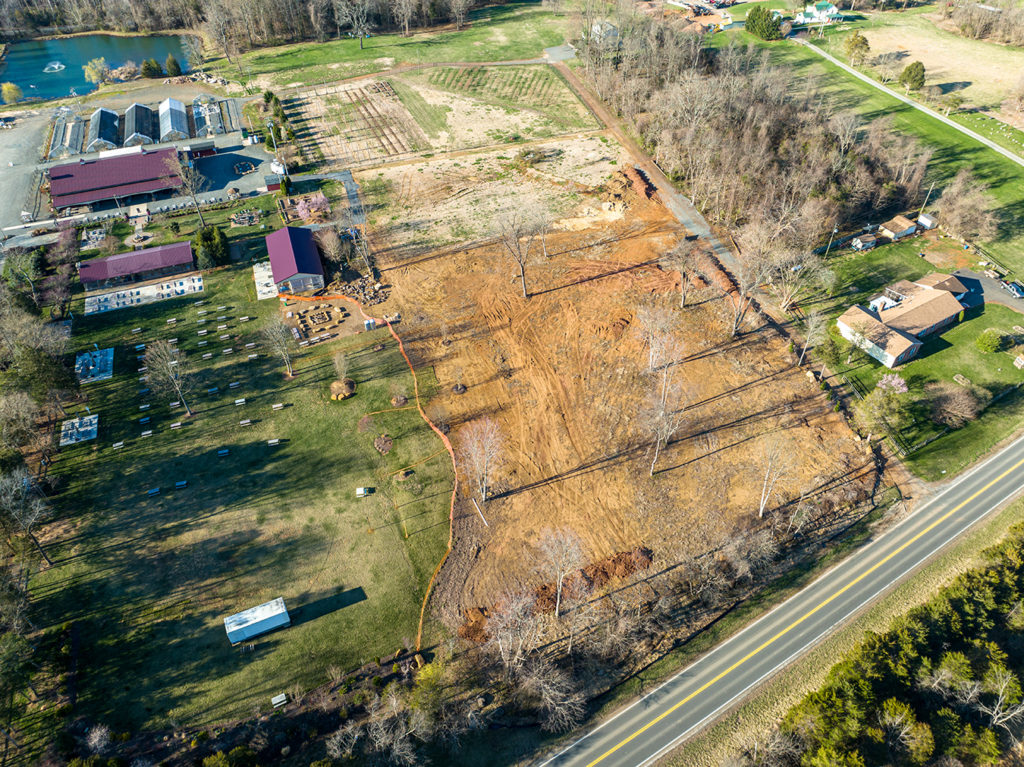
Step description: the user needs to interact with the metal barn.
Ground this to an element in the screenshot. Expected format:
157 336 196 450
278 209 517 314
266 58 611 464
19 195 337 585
223 597 291 644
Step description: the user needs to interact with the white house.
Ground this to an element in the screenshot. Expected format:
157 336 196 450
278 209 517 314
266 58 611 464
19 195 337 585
837 273 967 368
795 1 842 24
851 233 878 251
880 215 917 241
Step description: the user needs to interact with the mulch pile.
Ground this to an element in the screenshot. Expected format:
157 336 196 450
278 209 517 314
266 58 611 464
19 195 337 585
457 546 654 643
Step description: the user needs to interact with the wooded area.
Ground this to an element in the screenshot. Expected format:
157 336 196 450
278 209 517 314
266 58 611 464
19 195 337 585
734 523 1024 767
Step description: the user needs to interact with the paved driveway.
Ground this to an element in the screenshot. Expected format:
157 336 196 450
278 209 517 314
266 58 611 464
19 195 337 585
953 269 1024 314
0 110 51 230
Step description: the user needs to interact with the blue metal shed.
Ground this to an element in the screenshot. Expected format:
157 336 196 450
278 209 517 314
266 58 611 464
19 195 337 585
224 597 290 643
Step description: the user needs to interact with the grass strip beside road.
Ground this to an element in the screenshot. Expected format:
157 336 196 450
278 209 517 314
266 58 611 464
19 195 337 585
662 492 1024 766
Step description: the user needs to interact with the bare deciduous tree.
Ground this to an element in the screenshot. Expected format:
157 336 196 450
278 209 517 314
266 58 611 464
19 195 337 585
334 0 375 46
798 308 827 366
261 315 295 377
461 417 502 501
145 340 196 416
935 167 999 242
449 0 473 29
485 590 542 679
391 0 417 36
537 527 584 618
496 210 542 299
518 658 586 732
757 436 790 519
86 724 111 755
661 240 700 308
326 721 362 760
926 381 985 428
164 154 207 228
0 392 38 450
315 227 346 280
0 468 52 565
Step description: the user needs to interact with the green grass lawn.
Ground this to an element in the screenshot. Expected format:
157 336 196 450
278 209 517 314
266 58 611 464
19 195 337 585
719 31 1024 276
828 301 1024 480
727 0 791 20
32 265 453 732
210 3 572 89
141 195 284 257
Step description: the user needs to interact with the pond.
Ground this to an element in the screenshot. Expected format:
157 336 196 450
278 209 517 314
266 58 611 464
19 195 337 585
0 34 190 101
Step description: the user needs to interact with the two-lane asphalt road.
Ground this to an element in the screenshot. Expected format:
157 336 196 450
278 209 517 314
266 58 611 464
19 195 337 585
538 433 1024 767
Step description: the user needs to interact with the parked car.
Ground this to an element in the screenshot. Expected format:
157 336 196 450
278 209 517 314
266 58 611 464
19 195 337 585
1005 281 1024 299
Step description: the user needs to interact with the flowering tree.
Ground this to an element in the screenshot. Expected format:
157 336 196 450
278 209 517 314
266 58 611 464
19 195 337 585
877 373 909 395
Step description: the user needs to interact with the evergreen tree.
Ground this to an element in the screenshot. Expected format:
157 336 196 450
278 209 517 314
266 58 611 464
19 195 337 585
746 6 782 40
141 58 163 78
165 54 182 76
899 61 926 92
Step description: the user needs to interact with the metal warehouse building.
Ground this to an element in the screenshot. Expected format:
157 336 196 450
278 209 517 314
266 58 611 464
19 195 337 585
224 598 291 644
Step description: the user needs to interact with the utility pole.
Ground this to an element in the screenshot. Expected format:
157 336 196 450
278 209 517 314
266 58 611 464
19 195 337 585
823 225 839 258
918 180 936 217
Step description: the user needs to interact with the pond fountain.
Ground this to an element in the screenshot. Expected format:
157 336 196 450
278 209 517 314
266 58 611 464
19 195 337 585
42 61 66 73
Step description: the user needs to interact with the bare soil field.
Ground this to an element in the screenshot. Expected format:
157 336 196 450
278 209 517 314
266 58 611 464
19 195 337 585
359 138 877 621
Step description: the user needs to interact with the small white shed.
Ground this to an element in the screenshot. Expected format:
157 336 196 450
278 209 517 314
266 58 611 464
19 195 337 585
918 212 938 230
224 597 290 644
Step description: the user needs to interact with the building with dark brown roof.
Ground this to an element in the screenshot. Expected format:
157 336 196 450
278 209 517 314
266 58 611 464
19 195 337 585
79 242 194 289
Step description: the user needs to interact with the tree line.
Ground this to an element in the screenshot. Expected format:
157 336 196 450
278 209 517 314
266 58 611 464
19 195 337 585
733 522 1024 767
0 0 478 51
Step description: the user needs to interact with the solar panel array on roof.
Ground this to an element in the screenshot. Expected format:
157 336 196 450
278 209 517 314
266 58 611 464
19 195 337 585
86 108 119 152
159 98 188 142
123 103 157 146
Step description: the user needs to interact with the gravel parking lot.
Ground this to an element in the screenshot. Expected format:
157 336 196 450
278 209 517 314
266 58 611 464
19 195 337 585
0 110 51 230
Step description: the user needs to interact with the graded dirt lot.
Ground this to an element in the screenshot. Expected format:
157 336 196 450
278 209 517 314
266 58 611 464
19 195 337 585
360 138 876 620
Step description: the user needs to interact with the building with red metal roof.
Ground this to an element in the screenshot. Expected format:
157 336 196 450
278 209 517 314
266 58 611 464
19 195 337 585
79 241 195 289
48 147 183 211
266 226 325 293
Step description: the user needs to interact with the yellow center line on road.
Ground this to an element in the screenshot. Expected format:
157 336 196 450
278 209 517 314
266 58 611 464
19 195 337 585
587 455 1024 767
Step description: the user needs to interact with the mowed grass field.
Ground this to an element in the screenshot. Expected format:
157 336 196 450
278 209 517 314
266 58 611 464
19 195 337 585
721 31 1024 274
32 266 453 731
209 3 572 88
813 7 1024 108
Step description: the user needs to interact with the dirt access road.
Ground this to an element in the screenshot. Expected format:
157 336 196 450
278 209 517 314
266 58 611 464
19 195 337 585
551 62 740 273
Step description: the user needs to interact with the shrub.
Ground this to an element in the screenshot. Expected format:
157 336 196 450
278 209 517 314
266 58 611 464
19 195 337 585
165 54 182 77
168 221 180 235
371 675 384 688
263 89 274 104
195 226 229 267
975 328 1003 353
